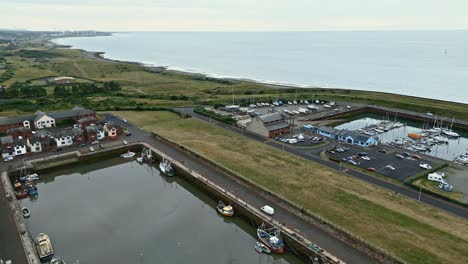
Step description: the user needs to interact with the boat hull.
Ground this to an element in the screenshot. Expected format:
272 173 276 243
257 238 284 254
159 164 175 177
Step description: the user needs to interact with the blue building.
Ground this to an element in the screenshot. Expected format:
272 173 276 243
318 126 378 148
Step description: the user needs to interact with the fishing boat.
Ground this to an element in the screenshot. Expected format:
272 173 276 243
19 173 40 182
27 186 38 197
120 151 136 159
22 207 30 218
140 148 153 162
255 241 271 254
15 190 28 199
35 233 54 261
159 158 175 177
14 181 22 190
216 201 234 217
50 257 66 264
257 223 285 254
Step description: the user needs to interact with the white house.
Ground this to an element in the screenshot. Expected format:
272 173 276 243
23 120 31 128
317 126 339 139
54 131 73 147
97 126 105 140
27 137 42 153
13 139 27 156
34 111 56 129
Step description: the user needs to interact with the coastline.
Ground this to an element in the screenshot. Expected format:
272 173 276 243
50 35 468 105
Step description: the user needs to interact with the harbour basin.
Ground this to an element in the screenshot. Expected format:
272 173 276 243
19 158 303 264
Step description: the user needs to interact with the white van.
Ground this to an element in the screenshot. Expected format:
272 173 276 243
261 205 275 215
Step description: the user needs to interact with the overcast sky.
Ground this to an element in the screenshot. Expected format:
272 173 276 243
2 0 468 31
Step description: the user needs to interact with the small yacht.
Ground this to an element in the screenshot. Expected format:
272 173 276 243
120 151 136 159
216 201 234 217
35 233 54 261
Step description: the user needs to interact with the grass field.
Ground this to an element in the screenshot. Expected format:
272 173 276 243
114 110 468 264
1 44 467 120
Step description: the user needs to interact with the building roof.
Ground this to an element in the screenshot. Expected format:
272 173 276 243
71 127 83 136
78 116 97 124
49 106 94 119
0 135 13 144
13 138 25 146
356 134 374 143
258 112 284 124
6 127 32 134
34 130 51 138
0 106 94 127
318 126 339 135
265 121 290 131
85 126 97 133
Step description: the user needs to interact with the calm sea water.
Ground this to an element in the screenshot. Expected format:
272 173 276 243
20 158 303 264
54 31 468 103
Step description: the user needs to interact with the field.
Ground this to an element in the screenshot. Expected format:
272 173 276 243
114 110 468 264
0 43 467 120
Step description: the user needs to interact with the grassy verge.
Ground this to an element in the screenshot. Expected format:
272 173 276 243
114 110 468 264
413 178 465 202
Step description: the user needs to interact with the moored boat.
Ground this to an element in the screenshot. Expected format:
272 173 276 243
120 151 136 159
22 207 30 218
159 158 175 177
255 241 271 254
257 223 285 254
15 190 28 199
35 233 54 261
50 257 66 264
216 201 234 217
27 186 38 197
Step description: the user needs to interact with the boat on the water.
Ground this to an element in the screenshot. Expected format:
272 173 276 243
15 190 28 199
136 157 144 163
27 186 38 197
50 257 66 264
257 223 285 254
159 158 175 177
255 241 271 254
35 233 54 261
442 129 460 138
120 151 136 159
22 207 30 218
19 173 40 182
216 201 234 217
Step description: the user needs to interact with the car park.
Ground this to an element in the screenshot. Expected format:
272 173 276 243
395 154 405 159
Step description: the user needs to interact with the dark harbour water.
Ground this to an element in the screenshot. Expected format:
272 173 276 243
20 158 303 264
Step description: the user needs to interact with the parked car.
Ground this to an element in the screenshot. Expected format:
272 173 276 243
420 162 432 169
347 160 358 165
261 205 275 215
402 152 411 157
367 167 376 172
3 156 13 162
395 154 405 159
361 156 370 161
378 149 388 154
123 140 128 145
412 154 421 160
79 143 87 147
385 165 396 170
357 152 368 157
123 119 128 123
89 147 95 152
336 148 345 153
341 157 348 162
125 132 132 136
91 140 100 145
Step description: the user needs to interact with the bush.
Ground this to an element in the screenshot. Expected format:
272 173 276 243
193 106 235 125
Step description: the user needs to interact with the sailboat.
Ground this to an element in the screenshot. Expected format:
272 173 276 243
442 117 460 137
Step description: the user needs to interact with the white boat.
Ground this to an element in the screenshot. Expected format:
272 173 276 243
35 233 54 261
374 128 384 134
50 257 66 264
136 157 144 163
120 151 136 159
442 129 460 138
433 135 449 143
420 162 432 170
22 207 30 218
323 104 331 108
293 100 297 104
307 105 318 110
159 158 175 177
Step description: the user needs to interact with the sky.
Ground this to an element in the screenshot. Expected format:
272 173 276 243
1 0 468 31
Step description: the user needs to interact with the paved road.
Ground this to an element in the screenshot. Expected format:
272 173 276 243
178 108 468 219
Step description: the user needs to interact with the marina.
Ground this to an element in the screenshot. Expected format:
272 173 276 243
335 113 468 162
18 157 304 264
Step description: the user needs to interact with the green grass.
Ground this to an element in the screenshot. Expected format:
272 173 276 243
114 110 468 264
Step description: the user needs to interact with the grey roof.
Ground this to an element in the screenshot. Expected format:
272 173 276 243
1 135 14 144
53 130 73 139
318 126 339 135
258 113 284 124
28 137 41 144
34 111 48 122
356 134 373 143
86 126 97 133
13 138 25 146
71 127 83 136
0 115 35 126
78 116 96 123
265 121 290 131
49 106 94 119
34 130 51 138
338 129 358 139
6 127 32 134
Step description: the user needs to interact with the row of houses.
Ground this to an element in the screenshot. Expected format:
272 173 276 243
0 107 123 158
317 126 378 148
0 106 95 132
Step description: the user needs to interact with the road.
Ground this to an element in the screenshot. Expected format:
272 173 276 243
178 108 468 219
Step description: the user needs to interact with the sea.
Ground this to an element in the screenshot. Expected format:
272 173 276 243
54 31 468 103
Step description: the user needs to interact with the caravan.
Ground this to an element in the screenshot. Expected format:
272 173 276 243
428 172 446 183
